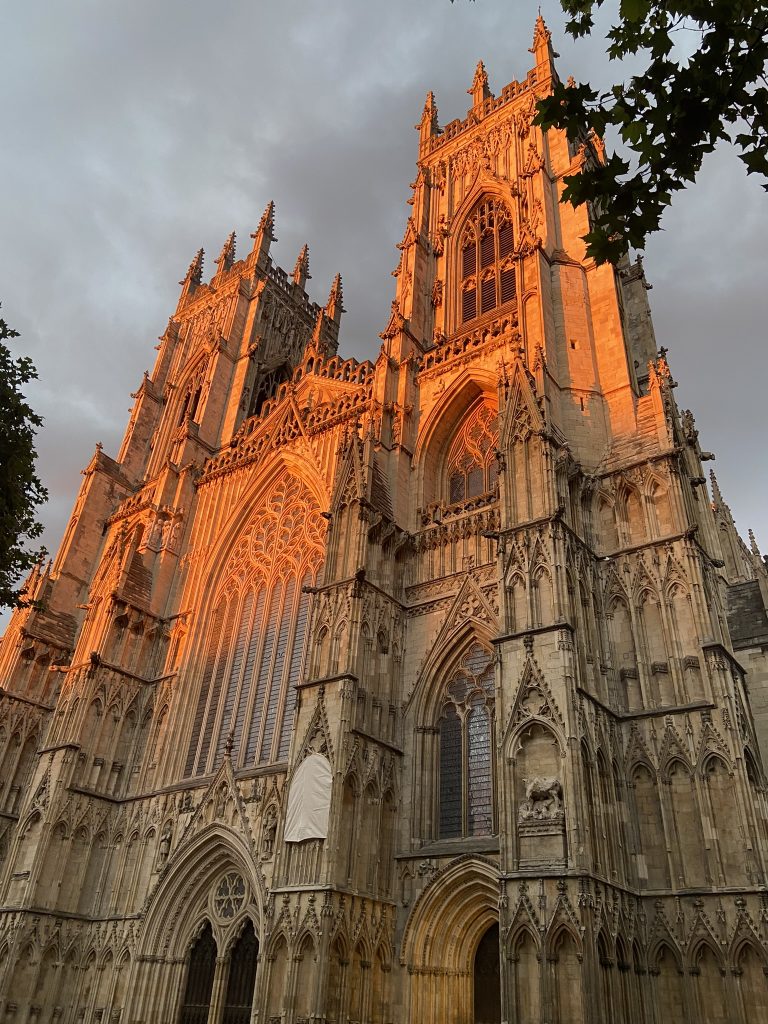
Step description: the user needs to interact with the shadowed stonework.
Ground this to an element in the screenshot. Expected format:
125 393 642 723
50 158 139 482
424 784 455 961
1 17 768 1024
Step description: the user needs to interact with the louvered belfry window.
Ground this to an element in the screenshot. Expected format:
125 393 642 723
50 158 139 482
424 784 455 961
185 474 324 777
460 198 516 324
438 644 496 839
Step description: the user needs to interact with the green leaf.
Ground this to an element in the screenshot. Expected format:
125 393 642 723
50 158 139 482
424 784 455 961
620 0 649 23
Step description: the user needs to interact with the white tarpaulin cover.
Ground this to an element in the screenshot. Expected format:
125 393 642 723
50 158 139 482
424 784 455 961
284 752 332 842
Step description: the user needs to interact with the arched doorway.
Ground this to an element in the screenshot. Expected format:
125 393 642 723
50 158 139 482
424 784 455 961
474 923 501 1024
402 857 500 1024
179 921 216 1024
223 919 258 1024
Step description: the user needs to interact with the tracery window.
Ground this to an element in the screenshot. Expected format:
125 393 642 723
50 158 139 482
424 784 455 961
184 474 324 777
213 872 246 920
439 644 496 838
460 198 516 324
446 403 499 504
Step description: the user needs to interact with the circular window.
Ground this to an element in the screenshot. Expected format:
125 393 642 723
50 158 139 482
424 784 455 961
213 871 247 920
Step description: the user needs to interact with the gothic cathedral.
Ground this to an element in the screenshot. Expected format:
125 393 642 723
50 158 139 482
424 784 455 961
2 18 768 1024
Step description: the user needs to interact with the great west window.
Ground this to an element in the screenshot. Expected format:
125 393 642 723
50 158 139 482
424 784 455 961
460 198 516 324
184 474 324 777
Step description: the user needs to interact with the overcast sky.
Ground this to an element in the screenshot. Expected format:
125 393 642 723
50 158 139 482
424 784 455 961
1 0 766 597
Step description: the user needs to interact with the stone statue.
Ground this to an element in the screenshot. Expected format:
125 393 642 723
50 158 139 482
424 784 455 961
519 776 563 821
157 822 172 867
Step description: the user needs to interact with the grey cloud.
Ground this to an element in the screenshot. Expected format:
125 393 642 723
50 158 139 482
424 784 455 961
0 0 766 600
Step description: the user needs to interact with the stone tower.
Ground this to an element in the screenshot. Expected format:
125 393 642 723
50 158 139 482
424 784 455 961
1 18 768 1024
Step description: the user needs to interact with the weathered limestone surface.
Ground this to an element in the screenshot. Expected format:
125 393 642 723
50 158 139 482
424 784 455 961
1 17 768 1024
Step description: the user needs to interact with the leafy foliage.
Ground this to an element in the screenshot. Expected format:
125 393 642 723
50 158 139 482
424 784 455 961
0 311 48 608
534 1 768 263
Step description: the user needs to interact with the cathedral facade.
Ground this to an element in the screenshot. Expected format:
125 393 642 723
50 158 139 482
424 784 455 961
2 18 768 1024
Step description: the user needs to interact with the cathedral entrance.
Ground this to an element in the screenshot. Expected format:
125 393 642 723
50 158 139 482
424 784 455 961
473 923 501 1024
179 922 217 1024
403 857 501 1024
222 920 259 1024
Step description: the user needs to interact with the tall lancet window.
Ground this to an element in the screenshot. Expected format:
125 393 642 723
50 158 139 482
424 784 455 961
446 403 499 504
438 644 496 838
185 474 324 777
460 198 516 324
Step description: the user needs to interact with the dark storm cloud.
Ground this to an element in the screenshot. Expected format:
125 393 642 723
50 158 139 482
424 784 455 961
1 0 766 597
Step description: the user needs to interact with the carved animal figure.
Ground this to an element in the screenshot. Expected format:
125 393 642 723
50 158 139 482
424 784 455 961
520 776 563 819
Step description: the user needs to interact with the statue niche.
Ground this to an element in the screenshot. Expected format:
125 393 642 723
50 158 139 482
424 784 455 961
513 723 566 867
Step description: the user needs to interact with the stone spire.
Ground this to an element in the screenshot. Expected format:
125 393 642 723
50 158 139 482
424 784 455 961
326 273 344 324
468 60 492 108
176 247 204 311
249 201 276 267
182 248 204 287
529 13 558 78
710 470 727 513
416 91 440 150
293 243 311 290
214 231 236 277
750 529 762 558
306 305 328 359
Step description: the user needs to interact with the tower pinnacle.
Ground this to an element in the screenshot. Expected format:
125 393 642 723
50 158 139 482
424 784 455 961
214 231 236 277
249 201 276 267
326 273 344 324
293 243 311 289
529 13 558 77
416 91 440 149
468 60 491 108
176 247 204 311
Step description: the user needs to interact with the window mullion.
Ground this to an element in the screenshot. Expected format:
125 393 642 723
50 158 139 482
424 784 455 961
462 707 469 837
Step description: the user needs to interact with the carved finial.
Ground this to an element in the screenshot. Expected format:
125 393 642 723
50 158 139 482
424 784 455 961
416 90 440 145
531 13 551 48
749 529 762 557
214 231 236 274
468 60 491 107
293 243 311 289
326 273 344 323
224 729 235 757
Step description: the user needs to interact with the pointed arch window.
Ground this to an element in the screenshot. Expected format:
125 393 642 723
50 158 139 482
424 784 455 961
185 475 323 778
223 919 259 1024
179 922 216 1024
460 198 516 325
446 403 499 504
438 644 496 838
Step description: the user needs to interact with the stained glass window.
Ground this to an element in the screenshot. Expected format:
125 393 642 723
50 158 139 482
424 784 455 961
213 871 246 920
438 644 496 838
184 601 225 777
222 920 258 1024
184 475 324 778
446 403 499 504
179 922 216 1024
439 708 462 838
460 198 516 324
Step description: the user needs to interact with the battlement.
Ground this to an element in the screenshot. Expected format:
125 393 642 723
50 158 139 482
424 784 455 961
422 68 541 158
